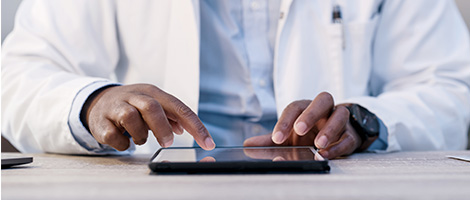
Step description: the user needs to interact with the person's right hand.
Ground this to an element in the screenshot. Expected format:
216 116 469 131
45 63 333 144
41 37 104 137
82 84 216 151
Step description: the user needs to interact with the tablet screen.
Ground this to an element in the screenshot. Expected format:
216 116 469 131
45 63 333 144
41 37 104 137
152 146 325 163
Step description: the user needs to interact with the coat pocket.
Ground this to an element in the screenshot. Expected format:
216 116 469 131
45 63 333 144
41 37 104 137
326 15 380 100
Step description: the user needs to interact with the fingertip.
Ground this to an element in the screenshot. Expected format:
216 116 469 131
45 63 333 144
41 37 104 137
174 131 183 135
159 134 174 148
204 137 216 150
116 140 131 151
176 125 184 135
243 137 255 146
243 139 251 147
162 138 173 148
272 131 285 144
294 121 307 136
315 135 329 149
133 138 147 145
174 128 184 135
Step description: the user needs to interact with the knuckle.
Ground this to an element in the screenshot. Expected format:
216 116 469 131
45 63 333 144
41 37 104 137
115 143 130 151
336 105 349 115
117 107 139 124
194 123 207 135
319 91 333 101
346 131 359 143
175 102 194 118
278 122 290 131
286 101 304 111
334 106 350 122
328 149 340 158
340 143 354 155
353 133 362 144
286 101 297 110
323 126 335 136
319 92 334 106
341 106 350 117
140 84 159 92
102 131 119 144
132 130 146 140
141 98 161 113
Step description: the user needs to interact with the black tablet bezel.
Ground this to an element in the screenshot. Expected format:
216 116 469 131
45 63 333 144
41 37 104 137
148 146 330 174
1 156 33 169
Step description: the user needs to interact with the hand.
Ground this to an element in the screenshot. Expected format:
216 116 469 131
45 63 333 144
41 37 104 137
244 92 362 159
82 84 215 151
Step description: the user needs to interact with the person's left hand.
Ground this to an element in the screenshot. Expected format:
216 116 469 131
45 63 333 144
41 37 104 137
244 92 362 159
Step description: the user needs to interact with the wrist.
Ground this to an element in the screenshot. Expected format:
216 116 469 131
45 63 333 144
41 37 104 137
345 104 380 152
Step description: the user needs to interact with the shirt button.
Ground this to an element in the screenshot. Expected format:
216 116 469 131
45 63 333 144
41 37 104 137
259 79 267 87
251 1 260 10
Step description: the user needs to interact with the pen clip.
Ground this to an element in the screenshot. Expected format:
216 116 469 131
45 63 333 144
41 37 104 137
332 5 342 24
332 5 345 50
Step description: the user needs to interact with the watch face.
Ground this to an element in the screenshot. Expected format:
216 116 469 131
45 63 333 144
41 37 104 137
361 111 379 135
352 104 379 137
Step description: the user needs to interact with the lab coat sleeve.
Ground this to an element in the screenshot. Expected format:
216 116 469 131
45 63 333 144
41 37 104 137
1 0 122 154
346 0 470 152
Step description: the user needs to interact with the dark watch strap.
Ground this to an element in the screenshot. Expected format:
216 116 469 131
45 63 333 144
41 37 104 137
346 104 379 151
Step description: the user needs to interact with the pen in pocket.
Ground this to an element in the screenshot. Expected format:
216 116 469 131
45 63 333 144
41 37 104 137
332 5 345 50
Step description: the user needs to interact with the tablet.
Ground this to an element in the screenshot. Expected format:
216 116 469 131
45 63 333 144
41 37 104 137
149 146 329 174
1 155 33 169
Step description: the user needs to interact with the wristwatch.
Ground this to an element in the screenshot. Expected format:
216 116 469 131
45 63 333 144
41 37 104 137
346 104 380 151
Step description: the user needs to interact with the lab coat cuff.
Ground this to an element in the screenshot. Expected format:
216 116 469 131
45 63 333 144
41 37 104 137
68 80 132 154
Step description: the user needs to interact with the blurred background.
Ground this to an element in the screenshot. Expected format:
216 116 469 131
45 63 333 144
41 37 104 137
2 0 470 151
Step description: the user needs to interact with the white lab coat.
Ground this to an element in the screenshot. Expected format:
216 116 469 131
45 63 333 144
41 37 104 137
2 0 470 154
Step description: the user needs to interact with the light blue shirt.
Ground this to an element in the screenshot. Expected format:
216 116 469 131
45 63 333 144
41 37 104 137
198 0 281 146
198 0 387 149
69 0 387 152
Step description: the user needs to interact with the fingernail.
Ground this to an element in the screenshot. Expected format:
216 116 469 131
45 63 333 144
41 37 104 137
205 137 216 150
316 135 328 149
294 122 307 135
163 139 173 148
272 131 284 144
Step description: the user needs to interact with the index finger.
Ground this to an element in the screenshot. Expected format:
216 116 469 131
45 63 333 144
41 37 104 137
293 92 334 136
271 100 310 144
154 91 215 150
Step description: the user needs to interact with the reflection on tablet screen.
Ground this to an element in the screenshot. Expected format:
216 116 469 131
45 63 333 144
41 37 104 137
152 146 325 163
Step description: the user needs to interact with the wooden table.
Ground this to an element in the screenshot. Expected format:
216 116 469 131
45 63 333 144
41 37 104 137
2 151 470 200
